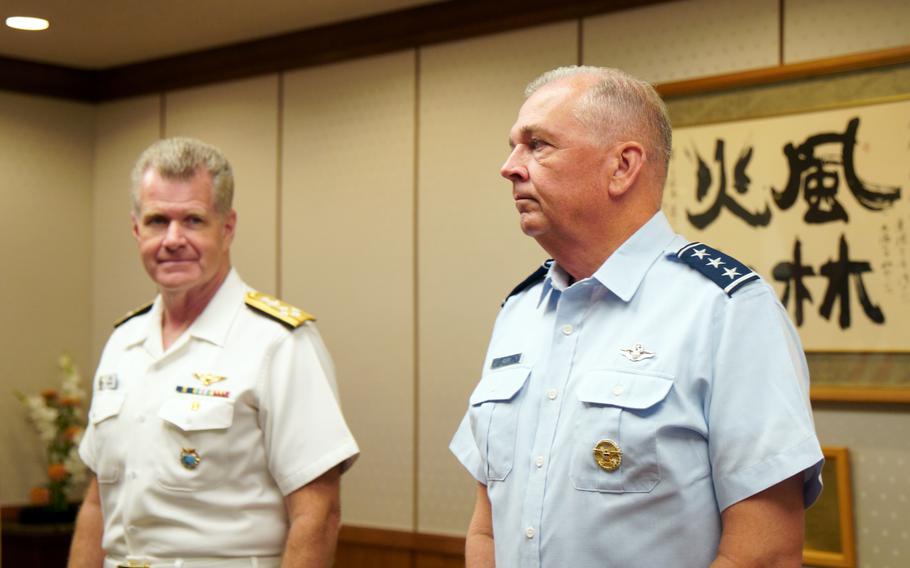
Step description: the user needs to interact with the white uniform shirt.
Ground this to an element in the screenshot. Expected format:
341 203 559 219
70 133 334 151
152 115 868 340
450 212 823 568
80 269 359 559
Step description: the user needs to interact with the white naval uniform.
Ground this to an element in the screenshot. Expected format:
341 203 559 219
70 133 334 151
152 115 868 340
450 211 824 568
80 269 359 561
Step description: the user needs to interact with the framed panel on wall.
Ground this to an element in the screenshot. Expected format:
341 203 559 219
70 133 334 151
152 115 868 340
803 447 856 568
662 64 910 403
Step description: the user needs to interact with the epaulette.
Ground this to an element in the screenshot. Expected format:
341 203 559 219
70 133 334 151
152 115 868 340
676 242 760 296
113 302 153 328
244 291 315 329
502 260 552 307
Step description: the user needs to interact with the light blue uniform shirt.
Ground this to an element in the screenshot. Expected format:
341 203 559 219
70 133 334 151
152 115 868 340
450 211 823 568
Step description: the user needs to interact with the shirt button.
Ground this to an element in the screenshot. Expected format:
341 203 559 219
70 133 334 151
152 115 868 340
546 389 558 400
561 324 574 335
138 415 146 423
127 525 137 534
612 385 624 396
525 526 536 539
129 470 138 480
535 456 544 468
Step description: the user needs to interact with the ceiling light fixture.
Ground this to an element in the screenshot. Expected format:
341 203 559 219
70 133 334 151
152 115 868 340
5 16 50 31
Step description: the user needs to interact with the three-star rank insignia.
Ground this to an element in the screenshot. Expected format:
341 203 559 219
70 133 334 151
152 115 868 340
244 291 315 329
676 242 760 296
593 439 622 472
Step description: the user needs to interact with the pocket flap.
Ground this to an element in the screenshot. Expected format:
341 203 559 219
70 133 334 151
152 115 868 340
576 371 673 410
158 397 234 431
469 367 531 405
89 394 125 424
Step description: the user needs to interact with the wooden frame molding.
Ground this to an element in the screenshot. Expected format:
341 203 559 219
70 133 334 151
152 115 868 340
657 45 910 99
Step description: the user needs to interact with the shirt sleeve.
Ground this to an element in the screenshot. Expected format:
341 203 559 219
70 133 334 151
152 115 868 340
706 284 824 511
450 411 486 483
258 322 359 495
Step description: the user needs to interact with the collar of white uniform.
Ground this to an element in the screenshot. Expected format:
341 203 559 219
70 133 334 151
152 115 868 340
543 211 680 303
122 268 245 351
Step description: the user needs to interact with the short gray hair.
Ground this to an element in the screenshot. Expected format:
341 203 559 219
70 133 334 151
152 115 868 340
526 66 672 178
131 137 234 215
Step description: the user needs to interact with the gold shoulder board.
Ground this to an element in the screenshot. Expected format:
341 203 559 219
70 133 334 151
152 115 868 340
244 291 315 329
113 302 153 328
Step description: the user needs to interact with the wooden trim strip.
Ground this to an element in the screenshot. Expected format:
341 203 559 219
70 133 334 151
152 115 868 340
338 525 465 556
656 45 910 99
810 386 910 404
0 0 664 102
0 55 97 101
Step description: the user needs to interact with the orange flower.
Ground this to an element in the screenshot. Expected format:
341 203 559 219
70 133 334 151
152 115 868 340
29 486 50 505
64 426 83 441
47 463 68 482
41 389 59 402
60 396 81 407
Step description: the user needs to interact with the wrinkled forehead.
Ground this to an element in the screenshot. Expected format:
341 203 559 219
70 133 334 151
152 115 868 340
510 79 592 141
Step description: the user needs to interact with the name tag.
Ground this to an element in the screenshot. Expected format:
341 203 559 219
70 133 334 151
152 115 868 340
491 353 522 369
97 374 119 390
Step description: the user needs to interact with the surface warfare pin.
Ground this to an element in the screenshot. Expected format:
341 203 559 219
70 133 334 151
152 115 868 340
180 448 201 470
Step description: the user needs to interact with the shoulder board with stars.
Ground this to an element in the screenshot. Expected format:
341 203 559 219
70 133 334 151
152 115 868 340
244 291 315 329
502 260 552 307
676 242 760 297
113 302 153 328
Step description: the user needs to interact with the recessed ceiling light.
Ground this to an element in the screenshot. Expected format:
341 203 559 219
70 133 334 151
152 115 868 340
5 16 50 31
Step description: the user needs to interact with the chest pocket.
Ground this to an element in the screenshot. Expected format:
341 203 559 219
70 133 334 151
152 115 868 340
156 397 235 492
569 370 673 493
469 367 530 482
88 393 125 484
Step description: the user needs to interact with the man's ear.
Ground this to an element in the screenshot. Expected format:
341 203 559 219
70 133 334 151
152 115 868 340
131 211 140 240
607 142 645 198
222 209 237 247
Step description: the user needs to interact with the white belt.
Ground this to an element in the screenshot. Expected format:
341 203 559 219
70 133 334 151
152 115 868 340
104 556 281 568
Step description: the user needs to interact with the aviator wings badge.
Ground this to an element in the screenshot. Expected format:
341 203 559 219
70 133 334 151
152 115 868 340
193 372 226 387
619 343 655 362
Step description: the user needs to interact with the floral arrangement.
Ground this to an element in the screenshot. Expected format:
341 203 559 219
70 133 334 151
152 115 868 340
16 354 88 511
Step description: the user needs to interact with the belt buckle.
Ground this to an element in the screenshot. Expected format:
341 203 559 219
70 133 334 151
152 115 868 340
117 562 151 568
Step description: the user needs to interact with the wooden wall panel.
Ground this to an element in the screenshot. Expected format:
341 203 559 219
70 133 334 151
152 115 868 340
416 22 578 534
282 51 417 529
0 91 95 505
164 75 280 293
91 95 161 359
583 0 779 83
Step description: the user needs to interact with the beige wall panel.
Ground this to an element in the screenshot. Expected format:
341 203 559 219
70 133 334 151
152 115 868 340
785 0 910 63
0 91 94 504
165 75 279 294
814 407 910 568
417 22 577 534
584 0 779 83
92 96 161 360
282 51 416 530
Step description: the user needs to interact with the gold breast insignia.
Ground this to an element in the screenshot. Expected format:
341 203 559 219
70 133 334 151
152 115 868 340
593 439 622 472
193 372 226 387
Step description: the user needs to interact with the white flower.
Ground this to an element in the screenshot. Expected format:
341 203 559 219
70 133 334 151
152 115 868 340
64 446 87 486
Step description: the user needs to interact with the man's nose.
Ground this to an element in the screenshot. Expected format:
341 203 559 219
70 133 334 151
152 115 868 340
162 221 185 247
500 147 528 182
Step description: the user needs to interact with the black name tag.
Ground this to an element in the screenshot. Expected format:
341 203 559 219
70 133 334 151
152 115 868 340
491 353 522 369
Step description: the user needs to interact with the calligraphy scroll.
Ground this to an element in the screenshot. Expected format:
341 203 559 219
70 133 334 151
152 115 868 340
665 98 910 351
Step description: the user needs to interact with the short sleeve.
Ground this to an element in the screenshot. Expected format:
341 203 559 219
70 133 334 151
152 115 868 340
259 323 359 495
450 412 485 483
707 285 824 511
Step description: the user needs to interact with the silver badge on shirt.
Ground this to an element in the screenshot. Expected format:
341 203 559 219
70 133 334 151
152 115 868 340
619 343 655 362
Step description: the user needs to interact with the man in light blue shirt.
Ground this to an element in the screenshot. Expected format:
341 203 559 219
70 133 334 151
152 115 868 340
449 66 823 567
